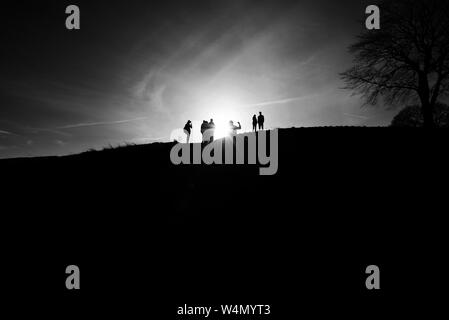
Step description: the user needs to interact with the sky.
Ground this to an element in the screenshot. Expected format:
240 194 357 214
0 0 396 158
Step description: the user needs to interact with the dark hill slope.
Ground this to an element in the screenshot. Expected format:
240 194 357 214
1 127 447 246
0 127 447 310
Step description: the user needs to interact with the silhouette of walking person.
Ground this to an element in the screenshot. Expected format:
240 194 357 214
209 119 216 142
229 120 242 135
184 120 192 143
258 112 265 130
252 115 258 132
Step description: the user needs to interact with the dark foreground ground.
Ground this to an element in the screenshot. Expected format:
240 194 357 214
0 127 447 317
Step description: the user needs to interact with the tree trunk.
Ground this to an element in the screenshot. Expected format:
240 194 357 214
418 72 435 128
422 101 435 128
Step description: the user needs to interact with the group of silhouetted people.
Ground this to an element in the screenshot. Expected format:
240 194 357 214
201 119 216 143
183 112 265 143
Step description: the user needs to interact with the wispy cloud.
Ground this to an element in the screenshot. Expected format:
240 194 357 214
132 70 168 113
55 140 66 146
343 113 370 120
246 94 324 108
0 130 13 135
132 136 168 144
56 117 149 129
247 96 306 108
34 128 73 137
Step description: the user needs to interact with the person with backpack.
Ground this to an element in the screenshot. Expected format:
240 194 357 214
184 120 192 143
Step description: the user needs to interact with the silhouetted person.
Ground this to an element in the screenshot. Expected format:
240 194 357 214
209 119 216 142
229 121 241 135
201 120 209 143
252 115 258 132
184 120 192 143
258 112 265 130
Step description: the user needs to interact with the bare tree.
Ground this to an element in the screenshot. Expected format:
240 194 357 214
341 0 449 127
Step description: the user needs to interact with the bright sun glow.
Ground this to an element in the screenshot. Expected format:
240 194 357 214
181 90 248 143
213 116 231 139
207 95 242 139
